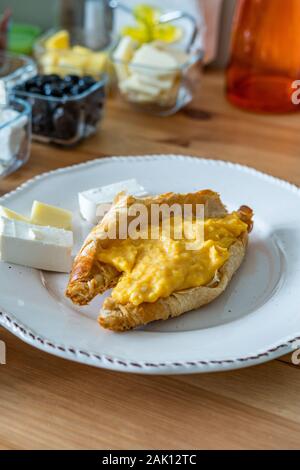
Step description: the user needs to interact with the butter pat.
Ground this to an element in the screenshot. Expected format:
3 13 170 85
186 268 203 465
79 179 147 224
0 206 30 223
31 201 72 230
0 217 73 273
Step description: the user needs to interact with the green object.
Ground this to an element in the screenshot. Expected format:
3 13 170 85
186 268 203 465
8 23 41 54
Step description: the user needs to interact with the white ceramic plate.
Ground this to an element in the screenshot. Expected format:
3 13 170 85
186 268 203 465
1 155 300 374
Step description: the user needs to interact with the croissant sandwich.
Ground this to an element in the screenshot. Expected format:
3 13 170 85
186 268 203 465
66 190 253 331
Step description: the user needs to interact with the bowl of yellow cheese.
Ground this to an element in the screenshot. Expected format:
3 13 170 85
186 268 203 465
34 29 113 81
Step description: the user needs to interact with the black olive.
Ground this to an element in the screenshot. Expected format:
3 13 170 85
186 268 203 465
63 74 80 85
52 107 78 140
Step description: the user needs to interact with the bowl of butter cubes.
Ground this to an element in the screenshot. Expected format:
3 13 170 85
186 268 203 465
111 5 204 115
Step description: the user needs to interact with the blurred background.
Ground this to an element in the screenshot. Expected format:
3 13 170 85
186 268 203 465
1 0 298 176
0 0 236 66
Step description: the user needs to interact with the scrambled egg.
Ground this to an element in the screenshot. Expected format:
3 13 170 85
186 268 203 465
98 213 248 306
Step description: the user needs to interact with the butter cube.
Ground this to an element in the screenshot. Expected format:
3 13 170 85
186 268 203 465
31 201 72 230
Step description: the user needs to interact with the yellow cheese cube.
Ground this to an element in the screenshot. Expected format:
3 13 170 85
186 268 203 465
31 201 72 230
87 52 108 75
72 45 92 56
58 52 89 68
0 206 30 223
43 65 62 75
40 52 62 75
40 51 59 67
57 52 89 76
45 30 70 50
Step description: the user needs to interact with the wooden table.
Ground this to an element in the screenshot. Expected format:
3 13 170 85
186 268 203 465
1 71 300 450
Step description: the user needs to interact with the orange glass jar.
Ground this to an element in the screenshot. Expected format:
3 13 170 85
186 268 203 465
226 0 300 113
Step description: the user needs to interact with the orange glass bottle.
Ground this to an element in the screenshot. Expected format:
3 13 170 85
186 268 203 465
226 0 300 113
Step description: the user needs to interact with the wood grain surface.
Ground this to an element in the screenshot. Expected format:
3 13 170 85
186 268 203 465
0 70 300 450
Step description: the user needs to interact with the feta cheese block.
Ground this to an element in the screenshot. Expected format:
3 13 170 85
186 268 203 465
31 201 72 230
79 179 147 224
0 205 30 223
0 217 73 273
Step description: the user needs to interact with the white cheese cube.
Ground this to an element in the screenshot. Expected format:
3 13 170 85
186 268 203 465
134 72 175 91
113 36 137 63
130 44 179 77
120 75 160 98
0 217 73 273
124 91 159 103
113 36 137 81
78 179 147 224
115 63 130 82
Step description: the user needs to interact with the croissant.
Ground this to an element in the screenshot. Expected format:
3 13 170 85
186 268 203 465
66 191 253 331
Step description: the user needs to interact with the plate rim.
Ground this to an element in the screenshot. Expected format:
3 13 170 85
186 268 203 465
1 154 300 374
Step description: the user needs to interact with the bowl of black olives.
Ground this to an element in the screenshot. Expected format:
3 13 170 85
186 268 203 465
12 73 107 146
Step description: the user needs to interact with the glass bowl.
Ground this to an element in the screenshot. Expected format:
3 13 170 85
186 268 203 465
0 51 37 103
12 75 107 147
109 4 205 116
0 97 31 178
111 41 203 116
34 28 115 81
